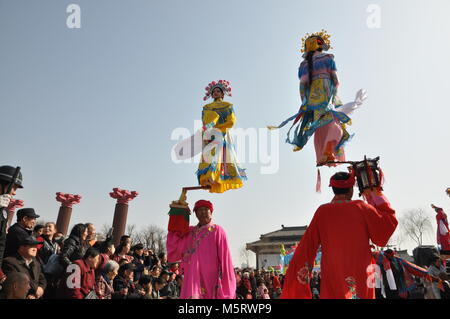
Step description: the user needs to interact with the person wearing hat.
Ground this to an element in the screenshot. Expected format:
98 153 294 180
4 208 40 259
0 165 24 277
2 236 46 299
281 171 397 299
131 243 145 281
167 199 236 299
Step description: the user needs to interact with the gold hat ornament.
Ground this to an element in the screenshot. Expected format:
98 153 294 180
301 29 333 54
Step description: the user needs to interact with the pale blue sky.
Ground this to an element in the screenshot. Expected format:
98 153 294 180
1 0 449 266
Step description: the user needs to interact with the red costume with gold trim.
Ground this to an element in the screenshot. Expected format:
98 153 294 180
281 175 397 299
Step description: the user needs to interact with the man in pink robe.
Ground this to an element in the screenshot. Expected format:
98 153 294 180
167 200 236 299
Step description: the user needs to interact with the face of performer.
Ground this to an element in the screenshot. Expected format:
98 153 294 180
212 87 224 100
195 206 212 226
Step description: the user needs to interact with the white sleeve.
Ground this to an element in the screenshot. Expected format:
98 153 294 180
439 220 449 236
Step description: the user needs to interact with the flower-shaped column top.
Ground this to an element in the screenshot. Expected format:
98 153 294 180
109 188 138 205
7 199 24 212
56 192 82 208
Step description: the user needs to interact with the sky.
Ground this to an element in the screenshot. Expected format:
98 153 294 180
1 0 449 267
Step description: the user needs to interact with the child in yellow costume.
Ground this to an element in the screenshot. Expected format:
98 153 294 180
197 80 247 193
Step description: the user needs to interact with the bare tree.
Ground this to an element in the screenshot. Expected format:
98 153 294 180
387 231 406 250
135 225 167 255
126 224 138 244
239 245 254 268
399 208 433 247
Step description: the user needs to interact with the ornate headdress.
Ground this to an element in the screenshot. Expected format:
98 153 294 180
203 80 232 101
301 29 332 54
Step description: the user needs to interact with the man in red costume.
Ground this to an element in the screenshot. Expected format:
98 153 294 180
281 171 398 299
432 205 450 254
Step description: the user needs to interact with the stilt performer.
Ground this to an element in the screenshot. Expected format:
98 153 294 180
197 80 247 193
432 204 450 255
268 30 367 166
172 80 247 194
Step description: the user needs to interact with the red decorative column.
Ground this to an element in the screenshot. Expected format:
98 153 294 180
109 188 138 247
55 192 82 236
6 199 24 231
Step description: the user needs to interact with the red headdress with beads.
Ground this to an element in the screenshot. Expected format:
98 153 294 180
203 80 232 101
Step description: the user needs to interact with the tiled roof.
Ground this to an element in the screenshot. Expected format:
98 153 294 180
259 226 307 239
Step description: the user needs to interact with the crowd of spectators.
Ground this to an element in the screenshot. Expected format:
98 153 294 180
0 212 182 299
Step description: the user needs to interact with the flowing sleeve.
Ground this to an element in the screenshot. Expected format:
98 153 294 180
361 191 398 247
167 229 191 263
298 62 308 102
216 226 236 299
328 55 339 89
399 258 432 281
439 220 449 236
281 209 321 299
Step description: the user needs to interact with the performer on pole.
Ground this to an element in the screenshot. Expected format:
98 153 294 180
431 204 450 254
281 171 397 299
166 199 236 299
196 80 247 193
268 30 367 166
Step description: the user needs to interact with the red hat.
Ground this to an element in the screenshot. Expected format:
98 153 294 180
329 170 356 189
193 200 214 213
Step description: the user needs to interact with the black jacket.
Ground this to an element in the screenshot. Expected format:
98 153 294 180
60 236 86 267
38 237 59 265
0 208 7 268
112 276 137 299
2 253 47 295
5 223 32 258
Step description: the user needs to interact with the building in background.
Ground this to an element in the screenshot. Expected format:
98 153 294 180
246 225 306 269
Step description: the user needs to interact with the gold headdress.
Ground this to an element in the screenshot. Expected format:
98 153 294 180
301 29 332 53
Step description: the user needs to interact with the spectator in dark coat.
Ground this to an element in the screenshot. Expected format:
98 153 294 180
131 243 146 281
0 272 30 299
38 222 60 265
58 247 100 299
158 252 168 270
249 270 258 299
0 165 24 275
60 223 88 268
4 208 39 258
113 263 137 299
136 274 153 299
159 270 177 299
145 249 159 269
152 277 166 299
2 236 46 299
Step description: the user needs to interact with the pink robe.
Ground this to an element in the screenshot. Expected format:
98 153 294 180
167 223 236 299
